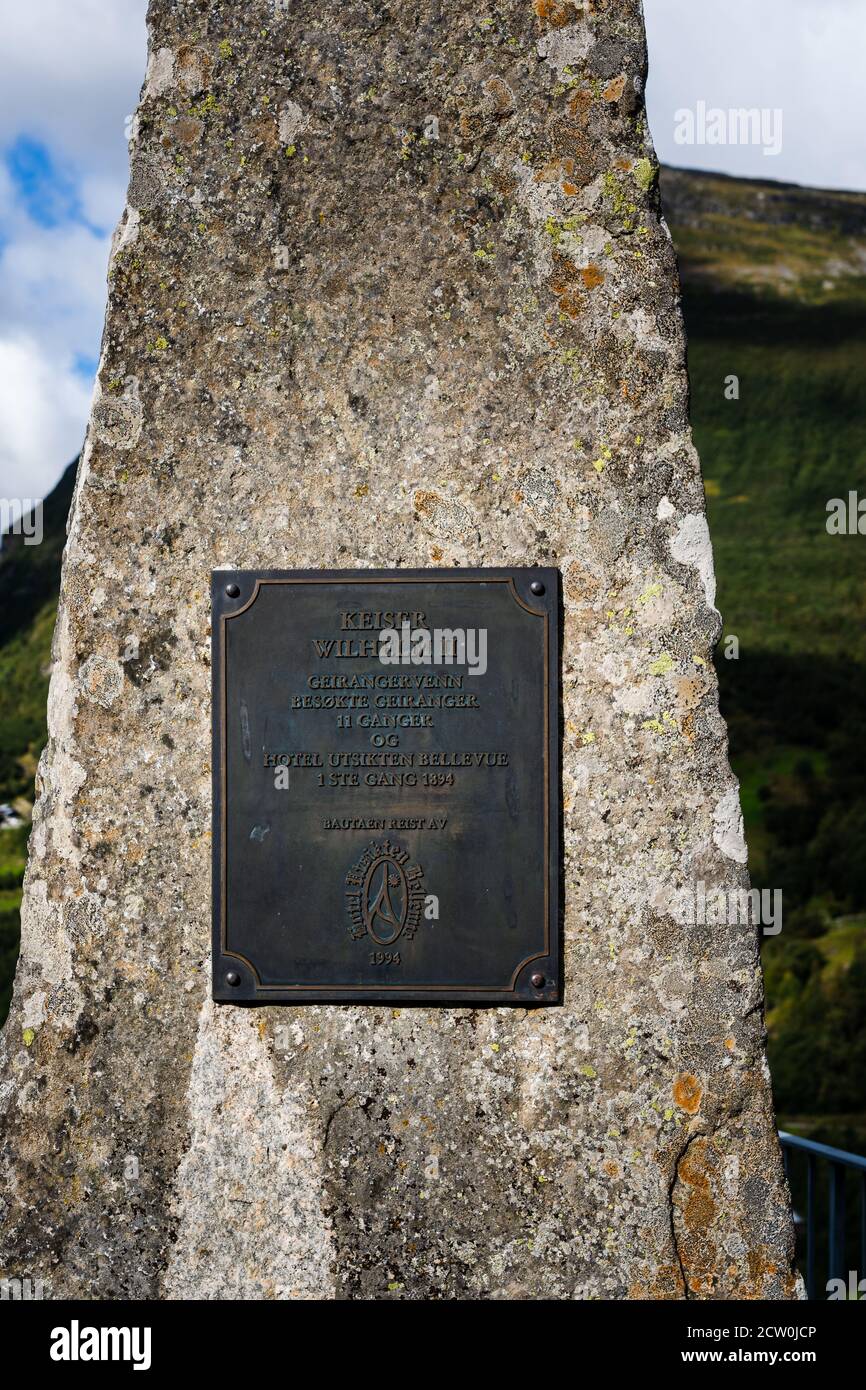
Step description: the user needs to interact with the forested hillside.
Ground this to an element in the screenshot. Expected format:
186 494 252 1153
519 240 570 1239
661 168 866 1147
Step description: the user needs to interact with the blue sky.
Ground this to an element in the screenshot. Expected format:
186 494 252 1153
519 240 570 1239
5 136 106 235
0 0 146 514
1 0 864 511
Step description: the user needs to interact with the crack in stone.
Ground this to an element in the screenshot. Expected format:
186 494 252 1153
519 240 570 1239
668 1129 708 1301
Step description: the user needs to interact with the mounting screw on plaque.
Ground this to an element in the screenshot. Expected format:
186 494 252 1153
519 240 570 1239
531 972 546 988
530 580 545 596
225 583 240 599
225 970 241 987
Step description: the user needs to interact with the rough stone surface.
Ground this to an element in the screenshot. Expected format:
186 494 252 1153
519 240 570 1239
0 0 798 1299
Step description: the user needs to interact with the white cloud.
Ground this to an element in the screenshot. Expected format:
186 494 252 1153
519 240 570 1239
0 335 92 507
80 172 130 232
644 0 866 192
0 0 147 509
0 219 111 349
0 0 147 181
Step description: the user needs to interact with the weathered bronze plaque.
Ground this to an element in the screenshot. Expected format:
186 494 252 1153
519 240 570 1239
212 568 560 1004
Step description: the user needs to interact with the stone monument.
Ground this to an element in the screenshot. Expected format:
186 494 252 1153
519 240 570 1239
0 0 797 1299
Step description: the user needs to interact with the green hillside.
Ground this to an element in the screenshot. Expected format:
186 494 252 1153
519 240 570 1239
661 168 866 1138
0 460 76 805
0 461 76 1019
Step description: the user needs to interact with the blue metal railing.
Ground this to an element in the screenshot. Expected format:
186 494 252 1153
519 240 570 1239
779 1130 866 1299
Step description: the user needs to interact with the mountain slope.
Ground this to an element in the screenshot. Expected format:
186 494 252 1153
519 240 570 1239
0 459 77 1018
660 166 866 1134
0 459 76 809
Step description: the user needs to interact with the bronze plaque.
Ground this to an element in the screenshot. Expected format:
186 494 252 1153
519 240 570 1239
212 569 561 1004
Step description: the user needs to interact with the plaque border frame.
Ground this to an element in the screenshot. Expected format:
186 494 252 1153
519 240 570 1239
212 568 561 1005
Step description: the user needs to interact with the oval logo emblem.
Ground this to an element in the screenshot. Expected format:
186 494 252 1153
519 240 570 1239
361 854 409 946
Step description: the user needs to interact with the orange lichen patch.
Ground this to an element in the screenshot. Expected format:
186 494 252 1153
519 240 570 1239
511 490 524 505
724 1245 796 1300
533 159 566 185
580 264 605 291
483 76 514 114
175 43 211 91
429 545 443 562
550 258 577 295
629 1262 687 1301
614 157 632 172
747 1246 779 1283
557 157 580 198
414 490 439 519
603 1159 620 1178
534 0 578 27
568 88 593 120
677 1141 710 1191
733 1252 799 1301
550 257 584 318
684 1187 716 1232
564 560 599 603
84 823 122 846
556 290 582 318
724 1036 736 1051
603 74 627 103
674 1136 721 1289
687 1270 717 1296
672 1072 703 1114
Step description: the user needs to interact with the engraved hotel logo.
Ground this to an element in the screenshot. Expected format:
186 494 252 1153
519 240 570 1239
346 840 425 946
